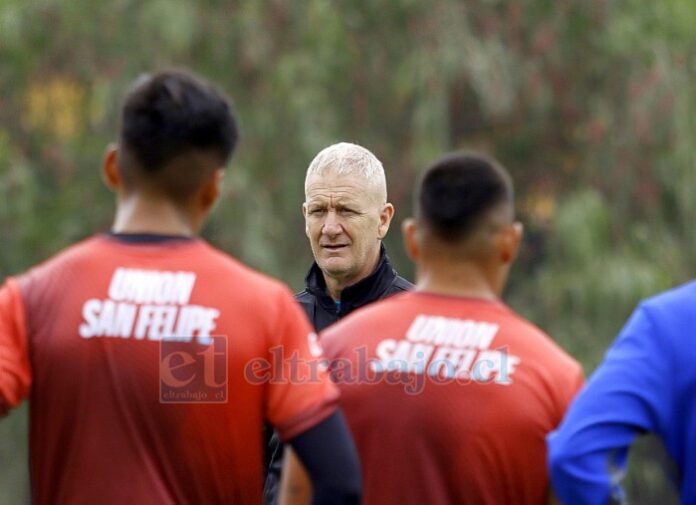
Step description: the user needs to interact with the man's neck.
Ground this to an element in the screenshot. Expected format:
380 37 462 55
112 194 196 236
323 249 382 301
415 261 500 301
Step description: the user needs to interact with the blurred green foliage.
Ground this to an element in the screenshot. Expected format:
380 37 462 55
1 0 694 503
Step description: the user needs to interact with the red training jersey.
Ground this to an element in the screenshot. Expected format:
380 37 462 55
0 234 338 504
321 291 583 505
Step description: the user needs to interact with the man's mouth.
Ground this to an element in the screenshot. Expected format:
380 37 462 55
322 244 349 250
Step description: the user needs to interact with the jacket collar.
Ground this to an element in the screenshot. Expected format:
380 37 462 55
304 244 398 314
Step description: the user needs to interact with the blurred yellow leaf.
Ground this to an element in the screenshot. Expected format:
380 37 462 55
24 77 85 140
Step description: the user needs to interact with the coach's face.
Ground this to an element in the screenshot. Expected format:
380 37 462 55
303 169 393 287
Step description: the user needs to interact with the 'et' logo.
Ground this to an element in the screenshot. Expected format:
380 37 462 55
159 336 228 403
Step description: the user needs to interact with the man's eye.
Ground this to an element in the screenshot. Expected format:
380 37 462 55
340 208 355 214
309 209 326 215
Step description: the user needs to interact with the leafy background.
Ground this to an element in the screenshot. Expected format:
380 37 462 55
2 0 694 502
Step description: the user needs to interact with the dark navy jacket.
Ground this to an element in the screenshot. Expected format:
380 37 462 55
296 246 413 332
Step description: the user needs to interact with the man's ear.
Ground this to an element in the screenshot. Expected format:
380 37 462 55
500 221 524 264
199 169 224 213
102 144 121 191
401 218 420 262
302 202 310 238
377 203 395 239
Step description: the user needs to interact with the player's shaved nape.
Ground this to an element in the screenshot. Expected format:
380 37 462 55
116 69 239 204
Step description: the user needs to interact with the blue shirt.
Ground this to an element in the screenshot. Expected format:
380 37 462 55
547 280 696 504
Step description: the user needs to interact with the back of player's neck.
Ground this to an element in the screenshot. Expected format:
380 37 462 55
415 262 499 301
112 194 196 237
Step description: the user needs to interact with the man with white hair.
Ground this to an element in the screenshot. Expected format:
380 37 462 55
264 142 412 504
297 142 412 327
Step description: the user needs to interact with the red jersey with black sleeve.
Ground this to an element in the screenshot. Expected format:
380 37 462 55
0 234 338 505
321 291 583 505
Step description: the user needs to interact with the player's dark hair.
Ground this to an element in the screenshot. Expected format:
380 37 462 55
417 152 513 242
118 69 238 201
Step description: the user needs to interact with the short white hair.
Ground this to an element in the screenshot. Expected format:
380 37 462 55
304 142 388 202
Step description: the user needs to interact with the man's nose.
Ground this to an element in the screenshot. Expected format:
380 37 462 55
321 211 343 237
